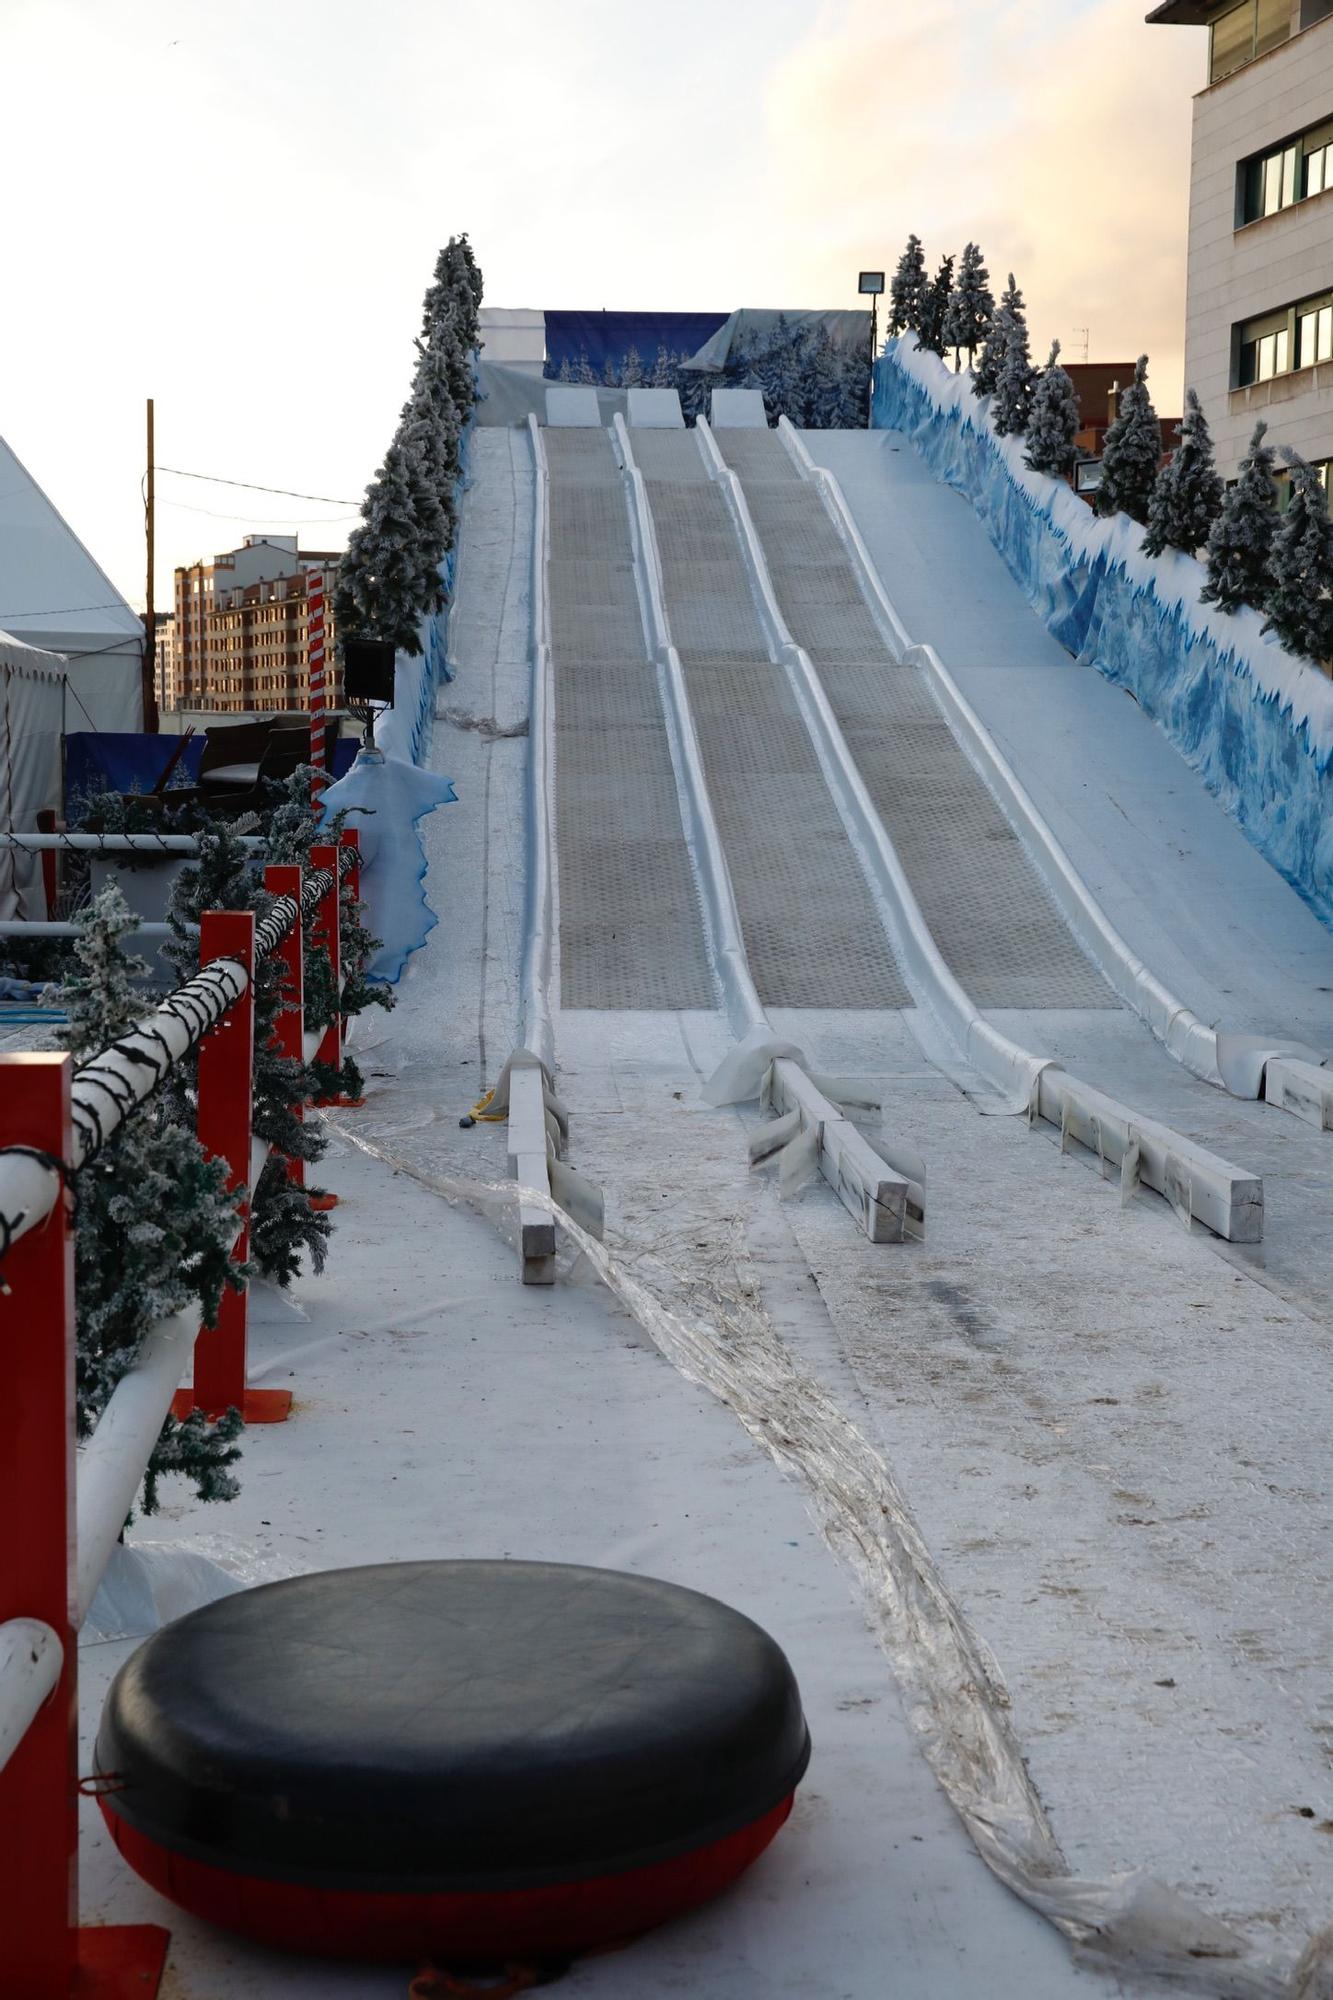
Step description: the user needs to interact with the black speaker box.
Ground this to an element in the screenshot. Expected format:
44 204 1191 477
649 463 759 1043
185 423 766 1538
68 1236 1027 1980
342 638 396 704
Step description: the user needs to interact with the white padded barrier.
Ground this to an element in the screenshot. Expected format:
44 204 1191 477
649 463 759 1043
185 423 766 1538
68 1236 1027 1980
544 385 601 428
626 387 684 428
614 413 920 1244
696 416 1263 1244
709 389 767 428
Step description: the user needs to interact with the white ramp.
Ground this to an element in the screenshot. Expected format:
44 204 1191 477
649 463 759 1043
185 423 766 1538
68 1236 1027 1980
710 388 767 428
627 387 683 428
544 385 601 428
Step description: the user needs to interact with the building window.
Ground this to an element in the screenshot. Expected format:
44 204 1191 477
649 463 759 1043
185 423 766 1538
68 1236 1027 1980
1240 117 1333 221
1236 290 1333 384
1212 0 1292 82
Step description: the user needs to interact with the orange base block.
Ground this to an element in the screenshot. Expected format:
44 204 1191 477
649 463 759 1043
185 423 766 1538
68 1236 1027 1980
171 1387 293 1425
308 1190 339 1212
76 1923 170 1995
315 1094 364 1109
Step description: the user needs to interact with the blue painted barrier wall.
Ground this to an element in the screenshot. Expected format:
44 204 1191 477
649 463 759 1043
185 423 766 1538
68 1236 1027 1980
872 338 1333 929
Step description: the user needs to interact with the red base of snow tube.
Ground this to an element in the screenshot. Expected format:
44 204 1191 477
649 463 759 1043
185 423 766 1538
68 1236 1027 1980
101 1795 794 1962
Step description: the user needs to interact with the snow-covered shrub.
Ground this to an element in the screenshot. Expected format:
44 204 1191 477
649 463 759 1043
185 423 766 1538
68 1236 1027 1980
1264 451 1333 663
1094 356 1160 525
1142 390 1223 558
889 234 928 338
918 255 955 359
991 284 1035 437
1201 420 1278 614
1024 342 1080 478
943 242 993 368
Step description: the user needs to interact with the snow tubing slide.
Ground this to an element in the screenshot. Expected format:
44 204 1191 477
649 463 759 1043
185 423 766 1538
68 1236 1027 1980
95 1560 810 1965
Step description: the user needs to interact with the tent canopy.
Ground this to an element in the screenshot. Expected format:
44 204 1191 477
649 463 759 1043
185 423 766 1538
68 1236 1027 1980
0 437 143 732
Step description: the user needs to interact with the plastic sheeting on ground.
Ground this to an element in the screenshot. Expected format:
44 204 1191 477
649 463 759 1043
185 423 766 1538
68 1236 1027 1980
685 308 872 371
0 632 64 919
873 337 1333 931
544 309 727 377
319 747 457 983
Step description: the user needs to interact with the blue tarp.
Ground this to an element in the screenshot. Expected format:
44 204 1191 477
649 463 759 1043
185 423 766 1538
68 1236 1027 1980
64 731 356 811
543 310 727 377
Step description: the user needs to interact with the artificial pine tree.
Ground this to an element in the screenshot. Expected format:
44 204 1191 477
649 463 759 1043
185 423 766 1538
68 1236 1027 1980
1094 356 1161 525
1201 420 1279 613
649 344 673 388
918 255 955 358
1024 342 1081 478
974 273 1024 400
59 885 244 1509
576 352 597 385
990 289 1035 437
888 234 928 338
1263 451 1333 661
335 436 426 654
943 242 994 369
623 346 644 387
1142 390 1224 557
556 356 573 383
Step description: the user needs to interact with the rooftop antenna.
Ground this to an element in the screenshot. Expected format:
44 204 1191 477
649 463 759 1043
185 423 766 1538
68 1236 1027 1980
1071 326 1090 364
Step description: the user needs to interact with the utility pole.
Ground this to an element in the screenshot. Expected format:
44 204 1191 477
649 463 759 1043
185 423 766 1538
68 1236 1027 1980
142 396 160 732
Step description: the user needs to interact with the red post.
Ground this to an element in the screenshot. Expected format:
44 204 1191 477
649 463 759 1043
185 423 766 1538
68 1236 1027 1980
307 567 327 796
309 842 348 1108
264 866 306 1196
172 911 289 1425
338 828 360 1051
0 1054 168 1996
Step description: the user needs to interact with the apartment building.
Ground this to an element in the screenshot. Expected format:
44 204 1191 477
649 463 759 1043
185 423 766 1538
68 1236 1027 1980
170 536 341 715
1149 0 1333 486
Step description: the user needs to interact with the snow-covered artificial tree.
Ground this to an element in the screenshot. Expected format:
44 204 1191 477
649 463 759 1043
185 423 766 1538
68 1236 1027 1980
1094 356 1160 525
1142 390 1224 558
623 346 644 387
59 885 244 1510
918 255 955 359
333 435 426 654
1263 451 1333 662
556 356 573 383
889 234 928 338
943 242 993 368
1023 342 1081 478
973 272 1024 401
1201 420 1279 613
576 351 597 385
649 344 673 388
990 287 1035 437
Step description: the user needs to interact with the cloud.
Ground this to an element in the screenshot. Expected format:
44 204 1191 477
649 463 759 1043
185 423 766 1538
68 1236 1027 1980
763 0 1201 406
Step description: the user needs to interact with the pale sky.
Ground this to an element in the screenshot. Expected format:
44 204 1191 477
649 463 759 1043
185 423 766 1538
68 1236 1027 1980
1 0 1203 616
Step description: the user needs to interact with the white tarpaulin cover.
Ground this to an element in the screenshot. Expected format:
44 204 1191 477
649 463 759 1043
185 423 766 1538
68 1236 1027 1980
0 437 142 733
0 630 64 920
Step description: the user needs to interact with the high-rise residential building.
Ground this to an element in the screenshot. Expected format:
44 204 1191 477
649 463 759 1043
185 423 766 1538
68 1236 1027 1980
1149 0 1333 487
169 535 341 715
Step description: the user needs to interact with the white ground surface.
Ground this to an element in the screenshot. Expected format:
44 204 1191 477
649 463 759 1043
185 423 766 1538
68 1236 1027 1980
72 430 1333 1996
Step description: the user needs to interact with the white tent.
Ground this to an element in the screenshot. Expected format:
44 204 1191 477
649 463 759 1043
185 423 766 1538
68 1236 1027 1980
0 630 64 920
0 438 143 734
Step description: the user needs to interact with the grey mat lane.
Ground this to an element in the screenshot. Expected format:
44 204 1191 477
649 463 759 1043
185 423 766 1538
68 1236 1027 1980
715 426 1114 1013
638 430 910 1009
544 426 714 1010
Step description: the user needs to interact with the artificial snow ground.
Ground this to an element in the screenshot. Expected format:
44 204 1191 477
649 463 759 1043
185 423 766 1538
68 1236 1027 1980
71 429 1333 1996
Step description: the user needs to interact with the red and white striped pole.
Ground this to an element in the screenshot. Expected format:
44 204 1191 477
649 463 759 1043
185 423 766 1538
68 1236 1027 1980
306 567 327 795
